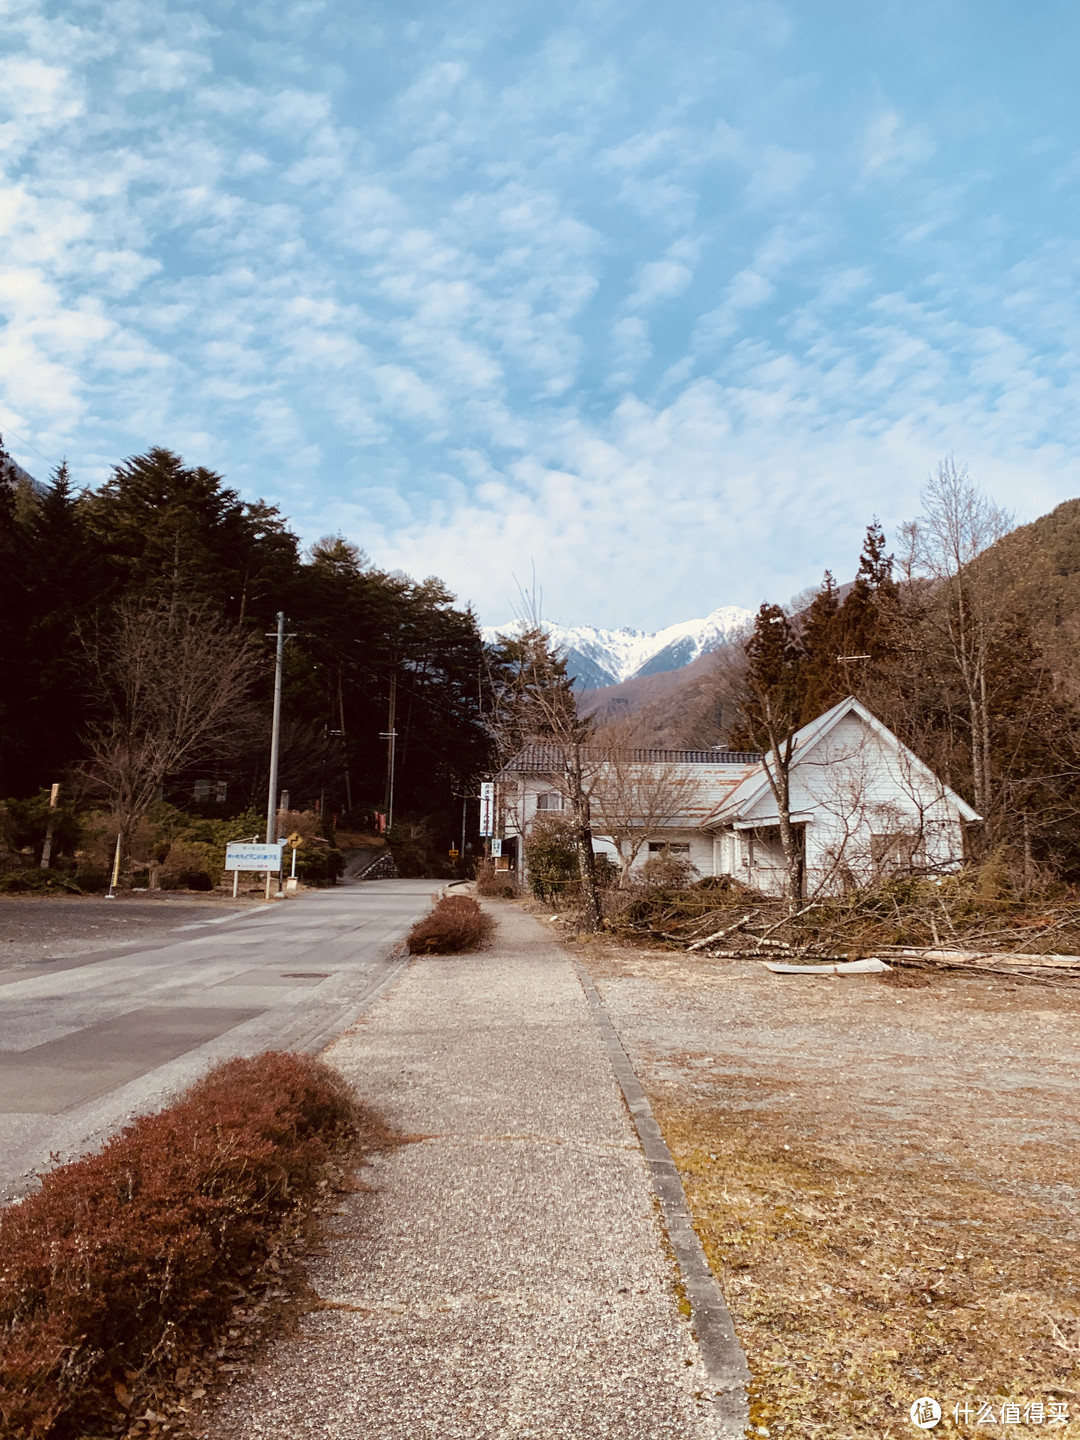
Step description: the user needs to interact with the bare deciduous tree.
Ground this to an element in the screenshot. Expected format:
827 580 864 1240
899 458 1014 818
590 720 704 886
81 597 260 857
486 623 604 931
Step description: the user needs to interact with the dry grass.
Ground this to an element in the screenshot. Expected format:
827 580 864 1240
661 1096 1080 1437
584 940 1080 1437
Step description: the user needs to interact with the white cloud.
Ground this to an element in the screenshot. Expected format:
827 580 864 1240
0 0 1077 641
860 109 935 181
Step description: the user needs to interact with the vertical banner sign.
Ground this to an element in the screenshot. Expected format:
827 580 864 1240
479 782 495 837
489 837 502 858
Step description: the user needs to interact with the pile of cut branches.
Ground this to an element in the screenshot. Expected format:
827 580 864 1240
605 869 1080 986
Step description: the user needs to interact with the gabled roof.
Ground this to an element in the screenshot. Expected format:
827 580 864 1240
498 743 762 774
701 695 982 828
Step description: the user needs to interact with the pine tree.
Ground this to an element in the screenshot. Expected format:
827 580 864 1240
0 437 34 793
798 571 843 719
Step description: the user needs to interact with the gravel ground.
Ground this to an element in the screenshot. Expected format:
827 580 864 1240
581 939 1080 1438
0 893 261 972
205 901 723 1440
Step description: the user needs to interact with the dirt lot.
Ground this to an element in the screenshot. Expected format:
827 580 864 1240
581 940 1080 1437
0 892 260 972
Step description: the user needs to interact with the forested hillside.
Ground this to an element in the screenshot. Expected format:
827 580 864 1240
0 441 492 881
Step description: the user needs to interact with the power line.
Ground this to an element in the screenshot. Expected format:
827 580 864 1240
0 416 59 469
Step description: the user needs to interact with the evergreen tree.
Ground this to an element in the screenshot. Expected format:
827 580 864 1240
798 570 842 719
83 447 299 621
18 463 106 784
0 437 29 793
834 519 897 667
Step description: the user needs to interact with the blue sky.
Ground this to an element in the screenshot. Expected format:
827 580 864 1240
3 0 1080 629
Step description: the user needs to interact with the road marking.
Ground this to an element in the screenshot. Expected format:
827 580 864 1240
0 1006 264 1115
172 911 260 931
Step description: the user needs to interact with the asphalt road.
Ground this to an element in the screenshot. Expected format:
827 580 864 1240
0 879 433 1200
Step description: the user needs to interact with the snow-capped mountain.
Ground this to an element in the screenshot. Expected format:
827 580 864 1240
482 605 753 690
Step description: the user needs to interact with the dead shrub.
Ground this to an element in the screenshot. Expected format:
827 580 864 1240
407 893 494 954
475 861 519 899
0 1051 367 1440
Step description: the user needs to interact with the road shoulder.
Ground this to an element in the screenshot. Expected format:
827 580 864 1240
207 898 732 1439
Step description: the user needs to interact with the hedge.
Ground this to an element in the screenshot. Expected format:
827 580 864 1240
407 893 494 954
0 1051 373 1440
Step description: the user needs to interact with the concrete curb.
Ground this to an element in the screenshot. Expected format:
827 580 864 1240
300 950 410 1056
574 959 751 1439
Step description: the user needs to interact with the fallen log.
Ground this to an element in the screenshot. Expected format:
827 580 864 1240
687 911 756 952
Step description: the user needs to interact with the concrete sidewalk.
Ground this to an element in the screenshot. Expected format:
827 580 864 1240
212 901 739 1439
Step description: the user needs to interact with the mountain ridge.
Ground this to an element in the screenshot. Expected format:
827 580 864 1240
482 605 752 689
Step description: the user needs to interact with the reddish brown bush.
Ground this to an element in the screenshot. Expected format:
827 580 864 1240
407 893 494 954
474 861 520 899
0 1051 363 1440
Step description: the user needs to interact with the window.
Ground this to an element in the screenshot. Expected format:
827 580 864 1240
536 792 563 811
193 780 227 804
648 841 690 854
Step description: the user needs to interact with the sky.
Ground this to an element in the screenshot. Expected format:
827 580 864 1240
3 0 1080 630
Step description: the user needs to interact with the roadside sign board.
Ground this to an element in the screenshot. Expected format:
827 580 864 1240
479 781 495 836
489 837 502 857
225 842 284 872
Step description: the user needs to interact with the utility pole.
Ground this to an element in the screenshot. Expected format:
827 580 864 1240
266 612 286 848
337 671 353 812
265 613 294 900
380 670 398 833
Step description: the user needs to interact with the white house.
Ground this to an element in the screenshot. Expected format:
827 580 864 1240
494 697 980 897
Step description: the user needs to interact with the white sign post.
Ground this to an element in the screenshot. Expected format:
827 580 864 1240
479 781 495 837
225 842 284 899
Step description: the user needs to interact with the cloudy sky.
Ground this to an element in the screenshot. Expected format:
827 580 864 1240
3 1 1080 629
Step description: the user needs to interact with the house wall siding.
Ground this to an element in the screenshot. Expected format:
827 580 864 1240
496 708 972 898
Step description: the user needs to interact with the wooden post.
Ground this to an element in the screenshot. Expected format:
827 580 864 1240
106 831 122 898
39 783 60 869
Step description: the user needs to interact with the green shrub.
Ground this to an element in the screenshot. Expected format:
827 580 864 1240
72 863 109 893
523 814 579 902
293 842 346 886
0 794 82 865
593 853 619 889
161 865 214 891
0 870 81 895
